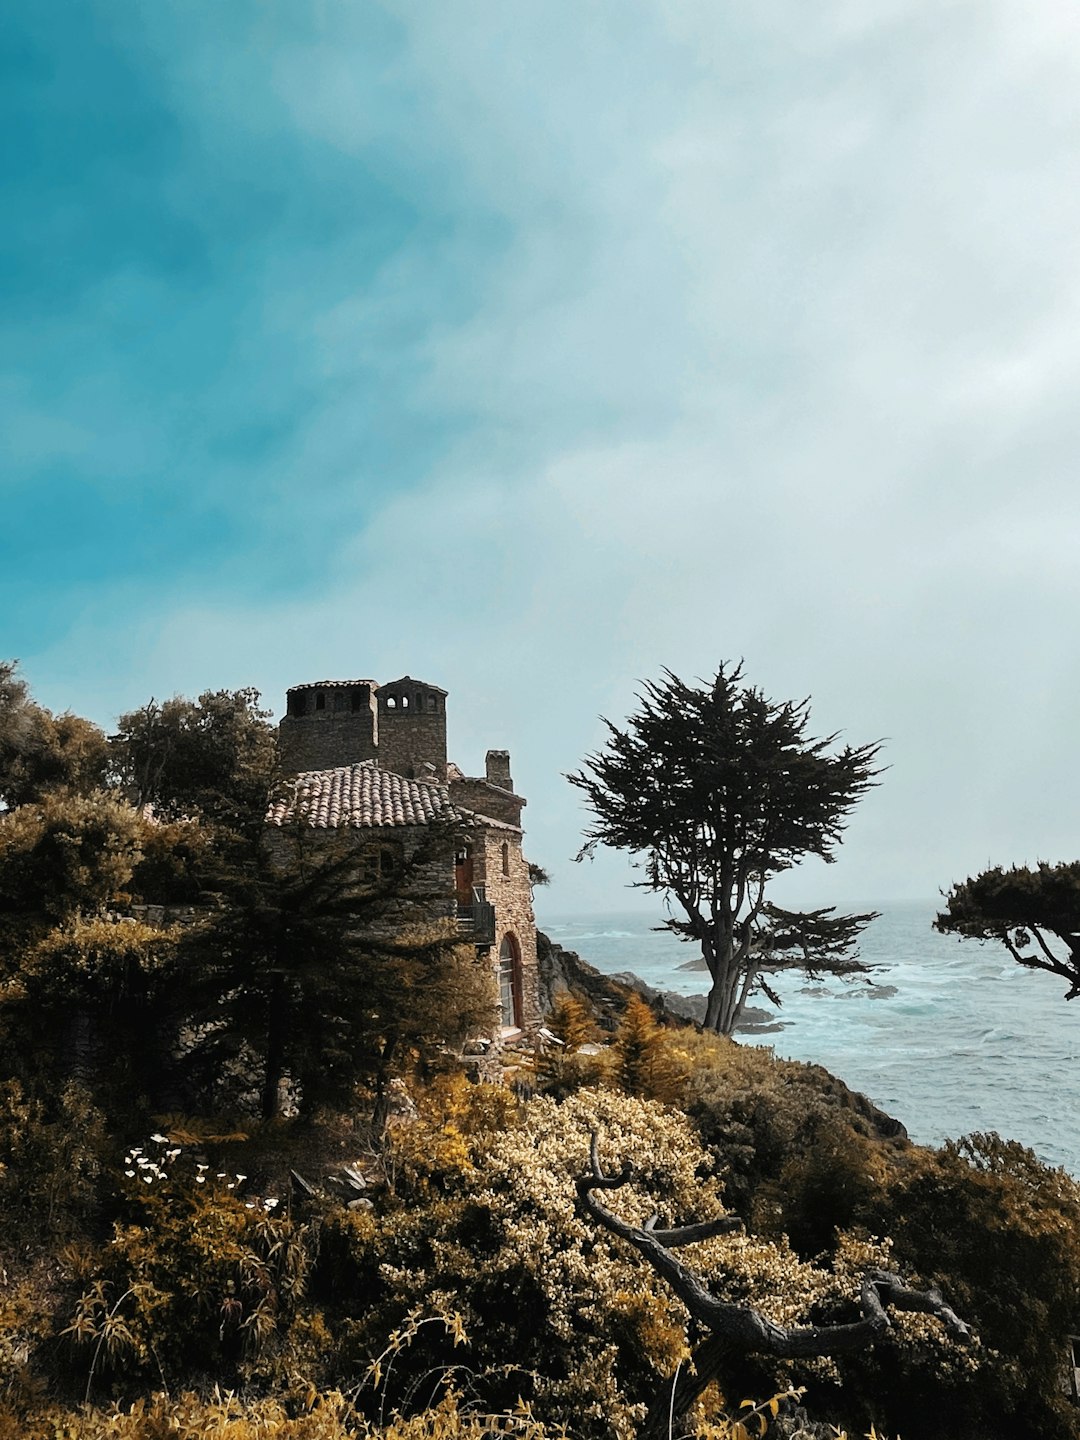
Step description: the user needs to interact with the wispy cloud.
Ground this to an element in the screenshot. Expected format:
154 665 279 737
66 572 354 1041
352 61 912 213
8 0 1080 909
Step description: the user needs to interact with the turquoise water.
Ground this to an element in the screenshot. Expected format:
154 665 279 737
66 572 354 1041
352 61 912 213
536 902 1080 1176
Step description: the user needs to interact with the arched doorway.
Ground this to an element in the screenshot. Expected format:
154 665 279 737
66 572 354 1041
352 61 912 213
498 933 522 1029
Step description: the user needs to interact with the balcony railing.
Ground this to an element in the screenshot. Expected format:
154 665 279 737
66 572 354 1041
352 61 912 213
456 884 496 946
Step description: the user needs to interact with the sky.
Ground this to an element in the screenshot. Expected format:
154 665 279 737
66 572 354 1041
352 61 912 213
4 0 1080 917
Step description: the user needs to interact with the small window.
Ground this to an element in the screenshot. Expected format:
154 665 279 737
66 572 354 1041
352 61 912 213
315 692 326 711
428 695 438 712
501 841 510 876
333 690 347 712
350 688 363 713
362 845 400 885
386 696 397 709
401 695 409 709
288 692 305 717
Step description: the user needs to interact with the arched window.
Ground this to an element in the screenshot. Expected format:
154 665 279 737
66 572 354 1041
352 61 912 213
501 841 510 876
361 844 401 887
498 934 522 1029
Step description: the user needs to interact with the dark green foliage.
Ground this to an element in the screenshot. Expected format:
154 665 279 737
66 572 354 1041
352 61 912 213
0 661 32 766
936 861 1080 1000
569 664 881 1033
178 823 496 1119
759 905 882 981
4 918 186 1113
129 816 217 904
678 1028 902 1234
0 1079 109 1242
0 792 146 927
111 688 278 830
862 1132 1080 1439
0 662 111 809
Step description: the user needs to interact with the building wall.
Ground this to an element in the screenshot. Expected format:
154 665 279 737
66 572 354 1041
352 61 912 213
279 678 449 780
377 679 448 779
473 827 540 1028
448 778 524 828
278 684 379 775
276 671 539 1033
263 823 457 935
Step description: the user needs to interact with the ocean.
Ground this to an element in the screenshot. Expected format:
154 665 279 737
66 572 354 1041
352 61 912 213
536 902 1080 1177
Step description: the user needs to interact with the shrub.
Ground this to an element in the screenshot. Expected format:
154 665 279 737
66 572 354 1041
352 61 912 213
315 1088 953 1440
862 1132 1080 1439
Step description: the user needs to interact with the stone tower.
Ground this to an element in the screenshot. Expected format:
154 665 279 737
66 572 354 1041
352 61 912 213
277 675 448 779
375 676 448 780
277 680 379 775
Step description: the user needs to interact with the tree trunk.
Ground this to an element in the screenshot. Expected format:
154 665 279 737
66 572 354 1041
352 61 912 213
703 983 726 1032
639 1334 731 1440
703 933 740 1034
261 972 287 1120
370 1037 398 1139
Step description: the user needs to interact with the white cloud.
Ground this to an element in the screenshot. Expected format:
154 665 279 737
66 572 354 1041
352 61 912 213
24 0 1080 912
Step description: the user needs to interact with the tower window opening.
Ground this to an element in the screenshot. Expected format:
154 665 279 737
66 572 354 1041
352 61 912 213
350 689 363 713
428 695 438 712
501 841 510 876
315 692 326 711
386 696 397 709
401 695 409 709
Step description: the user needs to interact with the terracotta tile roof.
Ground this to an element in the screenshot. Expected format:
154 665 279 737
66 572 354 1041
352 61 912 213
285 679 377 693
267 762 463 829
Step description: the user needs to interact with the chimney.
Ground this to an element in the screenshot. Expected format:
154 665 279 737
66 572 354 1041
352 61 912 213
485 749 513 791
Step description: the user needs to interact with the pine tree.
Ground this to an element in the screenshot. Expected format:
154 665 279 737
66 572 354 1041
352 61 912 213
613 994 684 1104
569 663 881 1034
547 993 596 1055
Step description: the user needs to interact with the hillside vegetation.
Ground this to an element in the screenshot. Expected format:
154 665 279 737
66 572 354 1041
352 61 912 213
1 667 1079 1439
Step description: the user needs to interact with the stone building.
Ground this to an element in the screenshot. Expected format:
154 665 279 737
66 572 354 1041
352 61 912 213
273 675 540 1033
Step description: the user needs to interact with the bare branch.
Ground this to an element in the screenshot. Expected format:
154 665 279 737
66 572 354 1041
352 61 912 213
577 1130 972 1369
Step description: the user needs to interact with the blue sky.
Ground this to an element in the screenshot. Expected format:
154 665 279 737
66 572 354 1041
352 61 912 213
6 1 1080 913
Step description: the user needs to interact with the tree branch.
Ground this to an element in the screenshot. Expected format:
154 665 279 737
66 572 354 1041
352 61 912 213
576 1131 971 1367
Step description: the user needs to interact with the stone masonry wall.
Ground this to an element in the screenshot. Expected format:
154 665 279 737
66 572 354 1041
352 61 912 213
278 703 379 775
475 827 540 1027
448 777 524 828
377 711 448 780
262 825 456 937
